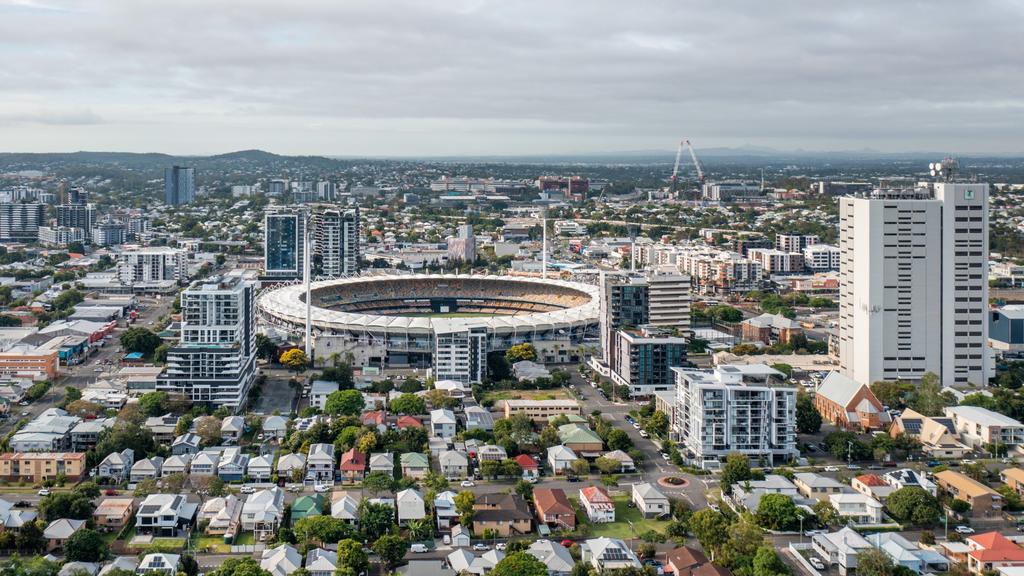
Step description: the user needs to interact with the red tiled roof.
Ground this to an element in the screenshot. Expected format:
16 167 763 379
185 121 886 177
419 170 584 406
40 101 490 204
361 410 386 425
533 488 574 516
514 454 538 469
339 448 366 471
580 485 612 504
855 474 887 487
396 415 423 429
967 532 1024 561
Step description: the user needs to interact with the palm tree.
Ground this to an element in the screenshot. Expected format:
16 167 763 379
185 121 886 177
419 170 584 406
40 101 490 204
406 519 431 541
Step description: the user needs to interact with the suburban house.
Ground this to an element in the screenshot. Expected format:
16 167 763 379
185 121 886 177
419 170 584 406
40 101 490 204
44 518 85 551
247 455 273 482
190 451 219 475
882 469 938 496
450 524 472 548
337 448 366 483
92 497 135 531
472 493 533 537
533 488 576 531
200 495 242 535
130 457 164 483
478 444 507 462
306 444 335 486
261 544 302 576
865 533 949 573
433 491 459 531
241 487 285 541
465 406 494 432
935 470 1004 517
397 416 423 430
276 453 306 481
331 493 359 524
135 494 198 537
136 553 180 576
547 445 577 475
580 538 641 571
814 371 889 431
515 454 540 480
263 415 288 440
96 448 134 482
740 313 803 345
161 454 192 476
220 416 245 442
632 482 669 518
580 486 616 523
964 532 1024 575
369 453 394 477
306 548 338 576
558 424 603 453
828 493 885 525
1003 468 1024 495
793 472 848 501
217 449 250 482
889 409 970 458
292 495 325 522
851 474 896 502
667 547 731 576
171 433 201 456
397 488 427 524
813 527 874 572
526 540 575 576
601 450 636 473
447 549 505 575
144 414 179 444
430 409 457 439
400 453 430 479
362 410 387 431
434 380 469 398
309 380 338 410
439 450 469 479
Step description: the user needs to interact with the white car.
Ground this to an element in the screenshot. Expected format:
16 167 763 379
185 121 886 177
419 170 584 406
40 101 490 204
37 489 50 496
239 486 255 494
461 480 476 487
963 460 977 466
709 504 720 513
473 543 490 551
495 543 506 551
313 484 330 493
661 453 670 461
955 525 975 535
823 466 839 472
632 422 641 429
639 430 649 438
809 558 826 570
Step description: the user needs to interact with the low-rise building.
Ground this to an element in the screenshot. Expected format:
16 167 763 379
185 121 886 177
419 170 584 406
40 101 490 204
93 497 135 531
472 493 532 537
547 445 577 475
580 538 641 572
438 450 469 480
501 399 581 422
935 470 1003 517
136 494 197 537
882 468 938 496
0 452 87 482
632 482 669 518
533 488 576 531
964 532 1024 575
814 371 890 431
829 493 884 525
579 486 615 523
813 527 873 572
851 474 896 502
945 406 1024 449
889 409 971 458
793 472 848 501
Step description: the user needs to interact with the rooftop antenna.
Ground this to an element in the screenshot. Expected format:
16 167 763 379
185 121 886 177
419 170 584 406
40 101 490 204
929 157 958 182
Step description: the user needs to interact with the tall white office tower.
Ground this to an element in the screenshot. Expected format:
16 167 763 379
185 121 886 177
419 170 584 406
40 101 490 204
838 178 988 388
313 207 360 277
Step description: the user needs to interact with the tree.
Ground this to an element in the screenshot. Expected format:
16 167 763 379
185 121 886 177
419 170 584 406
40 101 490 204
505 343 537 363
949 499 971 515
293 516 357 546
689 509 729 552
64 528 108 562
280 348 309 371
138 391 168 417
514 479 534 500
194 416 223 446
594 457 621 475
752 546 790 576
324 389 365 416
38 492 94 521
207 558 272 576
255 334 278 361
606 429 632 451
795 392 822 434
362 471 393 496
52 288 83 311
570 459 590 477
871 380 913 409
721 520 767 571
180 555 200 576
755 494 802 531
721 453 753 495
119 327 162 355
646 411 669 437
490 552 548 576
823 431 871 461
856 548 897 576
15 520 45 552
359 502 395 541
390 393 426 415
908 372 947 416
812 500 840 528
336 539 369 575
153 342 170 364
886 487 942 527
771 363 794 378
373 534 410 569
455 490 476 515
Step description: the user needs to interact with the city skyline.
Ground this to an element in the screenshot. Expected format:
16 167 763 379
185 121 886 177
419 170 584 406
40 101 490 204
1 0 1022 156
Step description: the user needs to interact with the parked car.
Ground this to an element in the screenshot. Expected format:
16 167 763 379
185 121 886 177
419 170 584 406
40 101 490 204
314 484 330 493
810 558 826 570
926 460 941 467
495 543 506 551
846 464 862 470
955 525 975 535
443 535 452 545
410 544 429 553
37 489 50 496
472 543 490 551
660 453 670 461
639 430 649 438
460 480 476 487
823 466 839 472
560 539 574 548
240 486 256 494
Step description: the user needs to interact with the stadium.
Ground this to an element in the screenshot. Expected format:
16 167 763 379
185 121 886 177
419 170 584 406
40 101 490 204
257 273 600 382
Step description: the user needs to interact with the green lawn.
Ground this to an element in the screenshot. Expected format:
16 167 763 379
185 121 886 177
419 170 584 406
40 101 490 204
192 535 232 554
482 389 570 403
577 495 670 539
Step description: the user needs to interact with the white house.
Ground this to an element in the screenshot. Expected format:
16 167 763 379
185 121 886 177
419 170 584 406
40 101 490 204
430 409 457 439
135 494 197 537
306 444 335 486
247 455 273 482
434 491 460 531
331 494 359 524
631 482 669 518
190 451 219 475
262 415 288 440
97 449 134 482
580 486 615 523
829 493 885 525
310 380 339 410
200 495 241 535
130 457 164 483
547 445 577 475
527 540 574 576
450 524 472 548
306 548 338 576
882 468 938 496
369 453 394 477
161 454 192 476
580 538 640 571
813 527 873 571
136 553 180 576
241 487 285 541
602 450 636 473
221 416 245 442
397 488 427 524
261 544 301 576
276 453 306 480
439 450 469 480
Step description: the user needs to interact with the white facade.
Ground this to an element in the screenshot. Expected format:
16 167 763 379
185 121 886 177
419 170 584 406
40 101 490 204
38 226 85 247
646 266 692 335
313 208 360 277
803 244 841 271
554 220 587 236
433 325 487 384
117 247 188 286
672 364 798 469
838 183 989 387
748 248 804 276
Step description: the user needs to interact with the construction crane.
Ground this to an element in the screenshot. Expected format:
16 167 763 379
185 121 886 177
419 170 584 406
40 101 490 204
670 139 706 199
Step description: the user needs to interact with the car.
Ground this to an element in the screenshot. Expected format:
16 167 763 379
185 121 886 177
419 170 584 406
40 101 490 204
566 475 581 483
560 539 574 548
286 483 303 492
495 543 506 551
804 529 827 537
955 525 975 534
239 486 256 494
94 367 103 372
661 453 670 461
823 466 839 472
37 489 50 496
460 480 476 487
846 464 862 470
473 543 490 551
1004 458 1015 464
632 422 641 430
17 400 28 406
709 504 720 512
809 558 826 570
963 459 977 465
410 544 429 553
20 411 28 417
926 460 941 467
313 484 330 493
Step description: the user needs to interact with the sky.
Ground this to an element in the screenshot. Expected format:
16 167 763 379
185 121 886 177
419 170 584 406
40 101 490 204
1 0 1022 157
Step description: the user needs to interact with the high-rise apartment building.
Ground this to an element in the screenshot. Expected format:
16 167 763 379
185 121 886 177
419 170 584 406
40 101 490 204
117 247 188 287
0 202 46 242
56 203 96 241
316 181 337 201
164 166 195 206
645 266 692 336
775 234 819 253
447 224 477 263
313 208 360 277
157 270 257 409
838 182 989 387
671 364 797 469
610 326 688 397
264 210 306 280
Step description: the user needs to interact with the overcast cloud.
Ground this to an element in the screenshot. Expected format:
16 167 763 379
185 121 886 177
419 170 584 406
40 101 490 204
1 0 1022 156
